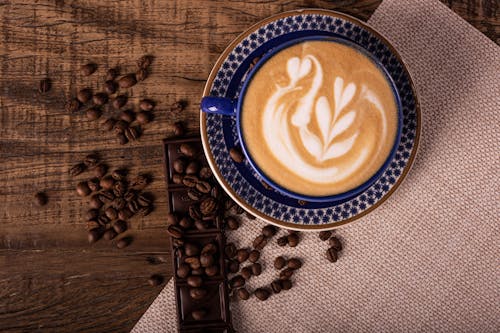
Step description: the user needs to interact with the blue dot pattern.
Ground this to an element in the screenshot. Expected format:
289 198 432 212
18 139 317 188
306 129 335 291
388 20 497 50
205 14 418 226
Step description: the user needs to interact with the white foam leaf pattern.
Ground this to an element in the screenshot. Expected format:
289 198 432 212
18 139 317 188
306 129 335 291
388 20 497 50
287 57 312 84
299 127 322 158
328 111 356 142
322 132 359 160
315 96 332 143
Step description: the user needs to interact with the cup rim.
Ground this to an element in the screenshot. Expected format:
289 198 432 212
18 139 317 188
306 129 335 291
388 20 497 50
235 35 404 203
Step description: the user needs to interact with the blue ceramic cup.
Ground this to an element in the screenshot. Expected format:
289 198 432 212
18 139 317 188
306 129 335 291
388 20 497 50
201 36 403 202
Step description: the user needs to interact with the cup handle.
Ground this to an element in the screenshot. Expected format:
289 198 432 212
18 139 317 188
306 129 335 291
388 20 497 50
200 97 237 116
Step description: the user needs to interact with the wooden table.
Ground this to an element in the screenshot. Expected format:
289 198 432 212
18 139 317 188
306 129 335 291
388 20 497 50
0 1 496 332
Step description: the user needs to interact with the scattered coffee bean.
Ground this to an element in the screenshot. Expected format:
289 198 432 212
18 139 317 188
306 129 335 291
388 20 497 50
281 279 292 290
287 233 299 247
81 63 96 76
328 237 342 251
119 109 135 123
287 258 302 270
173 158 186 173
185 161 200 175
274 256 286 270
280 268 294 280
184 243 200 257
195 219 210 231
177 263 190 279
106 67 119 81
117 133 128 145
104 207 117 220
189 288 207 300
166 212 178 225
136 111 151 125
185 256 201 269
137 55 153 69
128 199 141 214
225 216 239 230
97 214 110 225
195 181 211 194
38 78 51 93
86 220 100 231
139 99 154 111
113 180 127 197
148 274 164 287
188 205 202 220
253 234 267 250
229 146 244 163
230 275 245 288
201 243 217 255
89 194 103 209
326 247 338 263
271 280 282 294
137 194 152 207
187 189 202 201
173 121 185 137
77 88 92 103
117 208 133 220
200 253 214 267
100 117 116 131
237 288 250 300
224 243 237 259
88 228 102 243
248 250 260 263
227 260 239 274
83 154 99 168
112 95 127 109
254 288 270 301
86 178 100 192
110 169 127 181
251 262 262 276
116 237 132 249
113 220 127 234
86 107 101 120
34 192 47 206
191 309 206 321
124 126 140 141
104 80 117 94
179 143 197 157
236 249 249 263
86 209 99 221
103 228 117 241
130 174 149 190
200 197 217 216
138 205 153 217
187 276 203 288
93 163 107 178
69 163 86 176
210 186 220 199
113 197 127 210
277 236 288 247
170 100 187 112
205 265 219 277
262 225 277 238
198 166 212 180
240 266 252 280
191 268 204 276
65 98 80 113
118 74 137 88
92 92 108 106
76 181 91 196
99 175 114 190
319 230 332 241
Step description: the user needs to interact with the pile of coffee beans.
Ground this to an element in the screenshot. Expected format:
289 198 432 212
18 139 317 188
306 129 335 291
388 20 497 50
319 230 343 263
69 153 154 248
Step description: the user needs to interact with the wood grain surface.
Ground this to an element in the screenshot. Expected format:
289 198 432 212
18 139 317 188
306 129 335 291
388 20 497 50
0 1 497 332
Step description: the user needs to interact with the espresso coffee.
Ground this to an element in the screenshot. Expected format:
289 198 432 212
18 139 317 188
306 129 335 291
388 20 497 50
241 40 398 197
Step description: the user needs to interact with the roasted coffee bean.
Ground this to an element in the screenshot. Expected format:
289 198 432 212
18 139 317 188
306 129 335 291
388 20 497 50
185 257 201 270
319 230 332 241
112 94 127 109
194 219 210 231
274 256 286 270
185 161 200 175
123 190 136 202
177 263 190 279
104 80 117 94
225 216 239 230
92 93 108 106
224 243 237 259
237 288 250 300
234 205 244 215
117 208 133 220
38 78 51 93
116 237 132 249
128 199 141 214
113 220 127 234
179 216 193 229
89 194 103 209
236 249 249 263
195 181 211 194
86 107 101 120
139 99 155 111
98 191 115 205
191 268 204 276
179 143 197 157
81 63 96 76
113 197 126 210
103 228 117 241
138 205 152 217
205 265 219 277
191 309 207 321
287 233 300 247
281 279 292 290
125 126 140 141
171 173 183 184
148 274 164 287
184 243 200 257
251 263 262 276
287 258 302 270
86 209 99 221
271 280 282 294
83 154 99 168
188 205 201 220
230 275 245 288
201 243 217 255
100 175 115 190
110 169 126 181
69 163 86 176
200 197 217 216
198 166 212 180
254 288 270 301
137 194 152 207
88 228 102 243
76 181 91 196
118 74 137 88
253 235 267 250
187 276 203 288
113 181 127 197
86 178 100 192
277 236 288 247
248 250 260 263
172 121 185 137
77 88 92 103
34 192 47 206
137 55 153 69
240 266 252 280
130 174 149 190
327 247 338 263
173 158 186 173
224 198 235 211
262 225 277 238
200 253 214 267
136 111 151 125
227 260 239 274
97 214 110 225
117 133 128 145
106 67 119 81
210 186 220 200
86 220 100 231
93 163 107 178
280 268 294 280
119 109 135 123
187 188 202 201
65 98 80 113
189 288 207 300
229 146 244 163
104 207 118 220
329 237 342 251
100 117 116 131
166 212 178 225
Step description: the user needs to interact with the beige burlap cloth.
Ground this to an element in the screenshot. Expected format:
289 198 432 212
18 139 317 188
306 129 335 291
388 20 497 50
132 0 500 331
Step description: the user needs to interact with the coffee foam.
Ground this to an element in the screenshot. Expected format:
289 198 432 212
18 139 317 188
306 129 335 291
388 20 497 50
242 41 398 197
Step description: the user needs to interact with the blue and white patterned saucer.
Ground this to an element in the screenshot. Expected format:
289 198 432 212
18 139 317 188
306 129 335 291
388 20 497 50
200 9 421 230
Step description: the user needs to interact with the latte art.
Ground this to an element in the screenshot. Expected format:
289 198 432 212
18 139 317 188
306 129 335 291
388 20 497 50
242 41 398 196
